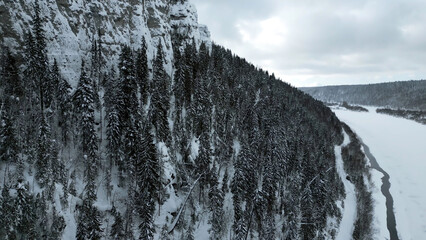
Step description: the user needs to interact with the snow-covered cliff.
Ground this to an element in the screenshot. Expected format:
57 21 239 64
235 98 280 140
0 0 210 88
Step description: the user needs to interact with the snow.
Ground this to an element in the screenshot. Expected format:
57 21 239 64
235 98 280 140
369 167 389 239
60 188 78 240
335 130 357 240
190 136 200 161
333 106 426 240
232 139 241 157
324 216 339 239
194 217 211 240
1 0 211 88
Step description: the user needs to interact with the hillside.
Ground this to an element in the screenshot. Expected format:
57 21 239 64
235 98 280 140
300 80 426 111
0 0 373 239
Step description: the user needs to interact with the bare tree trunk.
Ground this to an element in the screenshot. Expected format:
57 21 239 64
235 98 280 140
142 0 146 19
168 175 201 233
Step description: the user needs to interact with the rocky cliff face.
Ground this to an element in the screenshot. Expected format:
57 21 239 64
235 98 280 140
0 0 210 88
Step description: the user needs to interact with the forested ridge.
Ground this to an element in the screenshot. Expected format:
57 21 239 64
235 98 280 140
301 80 426 111
0 1 373 239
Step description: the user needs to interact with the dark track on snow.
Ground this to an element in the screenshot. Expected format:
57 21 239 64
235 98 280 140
361 141 399 240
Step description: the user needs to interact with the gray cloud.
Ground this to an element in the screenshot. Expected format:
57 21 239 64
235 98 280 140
192 0 280 45
191 0 426 86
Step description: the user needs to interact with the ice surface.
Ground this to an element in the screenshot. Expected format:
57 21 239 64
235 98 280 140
334 106 426 240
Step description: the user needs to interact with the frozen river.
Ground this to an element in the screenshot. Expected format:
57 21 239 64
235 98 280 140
333 106 426 240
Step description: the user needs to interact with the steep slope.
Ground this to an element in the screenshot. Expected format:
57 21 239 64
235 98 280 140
0 0 210 87
0 0 374 239
300 80 426 111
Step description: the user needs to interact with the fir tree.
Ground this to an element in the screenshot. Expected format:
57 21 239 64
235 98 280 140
196 132 211 193
139 130 161 196
185 223 195 240
106 106 123 172
73 62 99 195
208 168 225 239
199 42 210 66
137 189 155 240
262 156 278 213
51 206 66 239
118 45 138 127
124 119 139 179
192 73 211 136
76 199 103 240
35 116 53 187
231 145 257 203
35 192 49 239
21 31 41 159
136 37 149 106
151 42 170 143
1 48 23 101
23 31 38 105
105 68 124 181
0 185 16 238
135 130 160 239
0 103 19 164
221 169 229 193
261 213 276 240
15 181 36 238
103 67 118 112
234 217 247 240
183 41 196 105
53 59 72 145
160 224 171 240
90 38 103 93
173 47 185 110
32 0 53 109
110 207 125 239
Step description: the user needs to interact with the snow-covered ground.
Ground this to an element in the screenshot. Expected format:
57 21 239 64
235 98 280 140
335 130 357 240
368 163 388 239
333 106 426 240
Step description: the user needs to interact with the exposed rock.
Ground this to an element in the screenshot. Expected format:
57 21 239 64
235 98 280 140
0 0 210 88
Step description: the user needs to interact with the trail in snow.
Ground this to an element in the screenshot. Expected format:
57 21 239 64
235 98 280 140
335 130 357 240
333 106 426 240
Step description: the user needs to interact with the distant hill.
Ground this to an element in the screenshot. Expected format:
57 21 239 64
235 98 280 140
300 80 426 110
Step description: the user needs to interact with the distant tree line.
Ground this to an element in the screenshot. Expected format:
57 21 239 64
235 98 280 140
341 102 369 112
376 108 426 125
301 81 426 111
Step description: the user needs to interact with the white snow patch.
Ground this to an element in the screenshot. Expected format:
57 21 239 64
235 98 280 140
193 212 211 239
324 216 340 239
190 136 200 161
369 168 389 239
232 139 241 157
335 130 357 240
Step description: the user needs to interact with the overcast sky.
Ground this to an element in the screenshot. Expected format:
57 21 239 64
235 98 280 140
191 0 426 87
